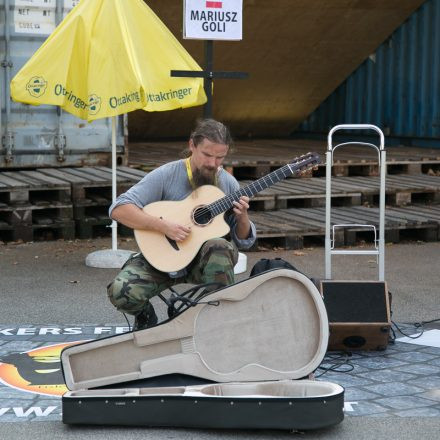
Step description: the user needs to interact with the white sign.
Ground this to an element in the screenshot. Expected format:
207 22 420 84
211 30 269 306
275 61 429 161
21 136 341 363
13 4 56 35
14 0 56 7
13 0 78 35
14 0 78 8
184 0 243 40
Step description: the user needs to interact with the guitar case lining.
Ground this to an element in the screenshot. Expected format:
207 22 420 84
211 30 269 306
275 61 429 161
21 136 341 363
61 269 344 430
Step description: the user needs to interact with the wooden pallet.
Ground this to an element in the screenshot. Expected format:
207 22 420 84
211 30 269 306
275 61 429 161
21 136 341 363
0 218 76 243
128 139 440 177
38 166 145 240
1 163 439 247
38 166 147 236
0 169 71 206
75 217 133 239
0 169 74 242
251 204 440 249
39 166 146 202
0 166 145 243
241 174 440 211
335 174 440 206
75 217 111 239
32 220 76 241
0 222 31 242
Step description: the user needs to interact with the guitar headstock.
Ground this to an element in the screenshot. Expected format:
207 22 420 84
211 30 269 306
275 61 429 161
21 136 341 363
290 152 321 174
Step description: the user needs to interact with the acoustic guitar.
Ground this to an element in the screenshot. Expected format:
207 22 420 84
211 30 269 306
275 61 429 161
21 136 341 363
134 152 321 273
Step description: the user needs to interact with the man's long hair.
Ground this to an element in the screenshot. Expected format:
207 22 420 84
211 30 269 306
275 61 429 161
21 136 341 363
181 118 234 158
190 118 233 147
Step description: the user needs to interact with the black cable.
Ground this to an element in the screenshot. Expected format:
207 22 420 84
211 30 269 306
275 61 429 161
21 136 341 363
391 316 440 340
418 318 440 325
389 325 396 344
318 312 440 377
391 320 424 339
387 290 439 340
316 352 354 377
122 312 132 332
159 282 225 318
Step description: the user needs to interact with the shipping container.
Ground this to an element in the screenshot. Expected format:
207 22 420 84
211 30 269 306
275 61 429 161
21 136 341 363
0 0 123 169
298 0 440 148
1 0 427 161
128 0 424 139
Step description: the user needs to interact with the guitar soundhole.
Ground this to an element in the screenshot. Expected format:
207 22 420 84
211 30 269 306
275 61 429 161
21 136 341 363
193 205 213 226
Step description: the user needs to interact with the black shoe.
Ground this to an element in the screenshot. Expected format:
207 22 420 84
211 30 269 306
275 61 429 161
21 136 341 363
134 303 158 331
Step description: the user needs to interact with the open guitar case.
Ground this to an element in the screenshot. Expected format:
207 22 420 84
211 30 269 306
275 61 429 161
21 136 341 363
60 269 344 430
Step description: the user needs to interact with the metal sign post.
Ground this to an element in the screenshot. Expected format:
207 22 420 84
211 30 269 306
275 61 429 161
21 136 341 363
171 40 248 118
173 0 247 118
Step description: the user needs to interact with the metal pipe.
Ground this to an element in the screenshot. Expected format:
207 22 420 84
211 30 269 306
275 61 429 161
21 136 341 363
325 150 332 279
379 149 387 281
203 40 213 118
331 142 380 165
3 0 14 162
110 116 118 251
328 124 385 150
0 2 3 140
55 0 66 162
55 0 63 23
331 250 379 255
4 0 11 119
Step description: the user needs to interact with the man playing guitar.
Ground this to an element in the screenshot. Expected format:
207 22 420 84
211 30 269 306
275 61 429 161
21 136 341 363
107 119 256 330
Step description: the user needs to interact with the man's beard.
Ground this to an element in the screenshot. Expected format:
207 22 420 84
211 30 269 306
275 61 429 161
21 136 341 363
192 167 217 188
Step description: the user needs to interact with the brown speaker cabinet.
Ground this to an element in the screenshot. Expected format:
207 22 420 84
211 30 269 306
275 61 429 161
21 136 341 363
320 280 391 351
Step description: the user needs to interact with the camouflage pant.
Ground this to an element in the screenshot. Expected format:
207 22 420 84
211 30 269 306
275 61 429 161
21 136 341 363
107 238 238 316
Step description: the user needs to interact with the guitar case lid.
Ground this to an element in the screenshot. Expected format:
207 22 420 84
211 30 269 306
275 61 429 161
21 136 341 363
61 269 330 391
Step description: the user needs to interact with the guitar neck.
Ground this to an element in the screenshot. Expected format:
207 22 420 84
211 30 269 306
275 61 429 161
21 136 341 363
208 163 296 216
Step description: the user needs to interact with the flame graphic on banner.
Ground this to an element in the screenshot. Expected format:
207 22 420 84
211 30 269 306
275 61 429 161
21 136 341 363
0 342 83 396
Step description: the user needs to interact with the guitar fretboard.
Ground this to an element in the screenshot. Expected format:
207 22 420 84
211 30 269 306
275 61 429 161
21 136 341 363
208 163 297 216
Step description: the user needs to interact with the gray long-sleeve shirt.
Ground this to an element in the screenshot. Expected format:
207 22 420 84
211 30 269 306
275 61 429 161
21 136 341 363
109 159 256 249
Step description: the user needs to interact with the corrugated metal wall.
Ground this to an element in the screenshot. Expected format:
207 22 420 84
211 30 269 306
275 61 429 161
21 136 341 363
129 0 424 140
0 0 122 169
299 0 440 146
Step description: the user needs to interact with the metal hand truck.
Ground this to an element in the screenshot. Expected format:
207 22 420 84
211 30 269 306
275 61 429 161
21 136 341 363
325 124 386 281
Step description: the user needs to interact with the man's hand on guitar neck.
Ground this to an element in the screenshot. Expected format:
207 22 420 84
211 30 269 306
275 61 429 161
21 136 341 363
232 196 251 239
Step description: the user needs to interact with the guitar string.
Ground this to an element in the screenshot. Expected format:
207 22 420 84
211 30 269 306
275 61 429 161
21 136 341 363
179 169 290 228
178 160 316 228
191 158 317 222
188 156 317 223
193 164 292 221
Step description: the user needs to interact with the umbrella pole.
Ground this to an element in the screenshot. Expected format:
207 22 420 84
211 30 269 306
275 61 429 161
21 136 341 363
111 116 118 251
84 116 134 268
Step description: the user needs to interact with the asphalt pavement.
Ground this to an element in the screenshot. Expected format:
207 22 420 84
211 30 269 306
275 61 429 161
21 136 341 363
0 237 439 439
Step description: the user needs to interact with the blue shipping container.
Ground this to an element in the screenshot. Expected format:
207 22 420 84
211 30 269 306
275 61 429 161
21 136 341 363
299 0 440 147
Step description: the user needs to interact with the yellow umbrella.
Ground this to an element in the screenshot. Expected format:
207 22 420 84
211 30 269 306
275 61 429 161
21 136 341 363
10 0 206 267
11 0 206 119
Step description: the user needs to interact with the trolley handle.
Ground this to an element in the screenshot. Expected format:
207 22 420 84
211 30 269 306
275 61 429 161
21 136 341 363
327 124 385 165
328 124 385 151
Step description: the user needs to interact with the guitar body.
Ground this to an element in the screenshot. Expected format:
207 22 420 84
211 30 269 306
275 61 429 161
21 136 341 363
134 152 321 273
134 185 230 273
